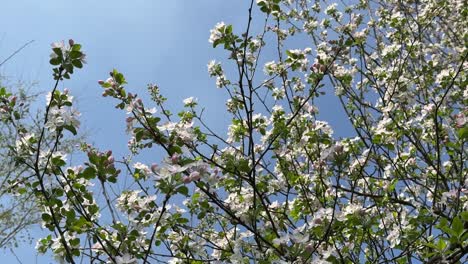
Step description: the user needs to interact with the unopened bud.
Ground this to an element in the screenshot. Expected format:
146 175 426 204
320 64 326 73
182 176 191 184
171 154 179 164
313 217 322 225
151 163 158 174
190 171 201 181
305 243 314 252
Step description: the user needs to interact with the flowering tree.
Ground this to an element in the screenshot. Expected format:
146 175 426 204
2 0 467 263
0 78 83 250
0 82 40 249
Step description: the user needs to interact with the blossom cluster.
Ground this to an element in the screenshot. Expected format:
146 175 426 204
3 1 467 264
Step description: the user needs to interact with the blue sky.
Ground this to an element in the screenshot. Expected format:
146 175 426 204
0 1 244 262
1 0 250 157
0 1 351 262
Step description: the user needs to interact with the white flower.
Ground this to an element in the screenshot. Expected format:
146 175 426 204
209 22 226 43
272 87 285 100
264 61 277 75
133 162 152 179
455 113 466 128
183 97 197 106
304 19 318 33
15 133 35 156
50 41 68 60
386 227 401 248
46 92 53 105
325 3 338 15
115 253 136 264
157 121 177 132
145 107 157 114
45 107 81 132
207 60 222 76
342 203 364 216
215 75 229 88
51 41 65 49
272 105 283 112
117 190 157 214
272 234 290 246
61 108 81 128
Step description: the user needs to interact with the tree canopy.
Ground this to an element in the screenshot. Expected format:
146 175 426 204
1 0 466 263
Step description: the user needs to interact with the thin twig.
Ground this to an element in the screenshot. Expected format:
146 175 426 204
0 40 35 68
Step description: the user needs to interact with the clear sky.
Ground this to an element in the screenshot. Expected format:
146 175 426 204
0 1 350 262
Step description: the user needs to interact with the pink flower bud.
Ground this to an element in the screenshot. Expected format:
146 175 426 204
305 243 314 252
313 218 322 225
69 39 75 46
190 171 201 181
136 98 143 108
182 176 192 184
171 154 179 164
455 113 466 128
320 64 326 73
98 80 105 85
126 117 135 125
106 150 112 157
151 163 158 174
107 156 114 163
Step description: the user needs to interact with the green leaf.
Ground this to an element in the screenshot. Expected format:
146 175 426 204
197 211 206 219
70 237 80 247
226 25 233 34
52 156 66 167
64 124 77 135
457 127 468 140
213 39 223 48
461 211 468 221
135 129 145 142
452 216 464 237
71 44 81 51
49 58 61 65
53 48 63 57
72 59 83 69
113 69 126 84
177 217 189 224
41 213 52 222
176 186 189 196
81 167 96 180
70 51 82 59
